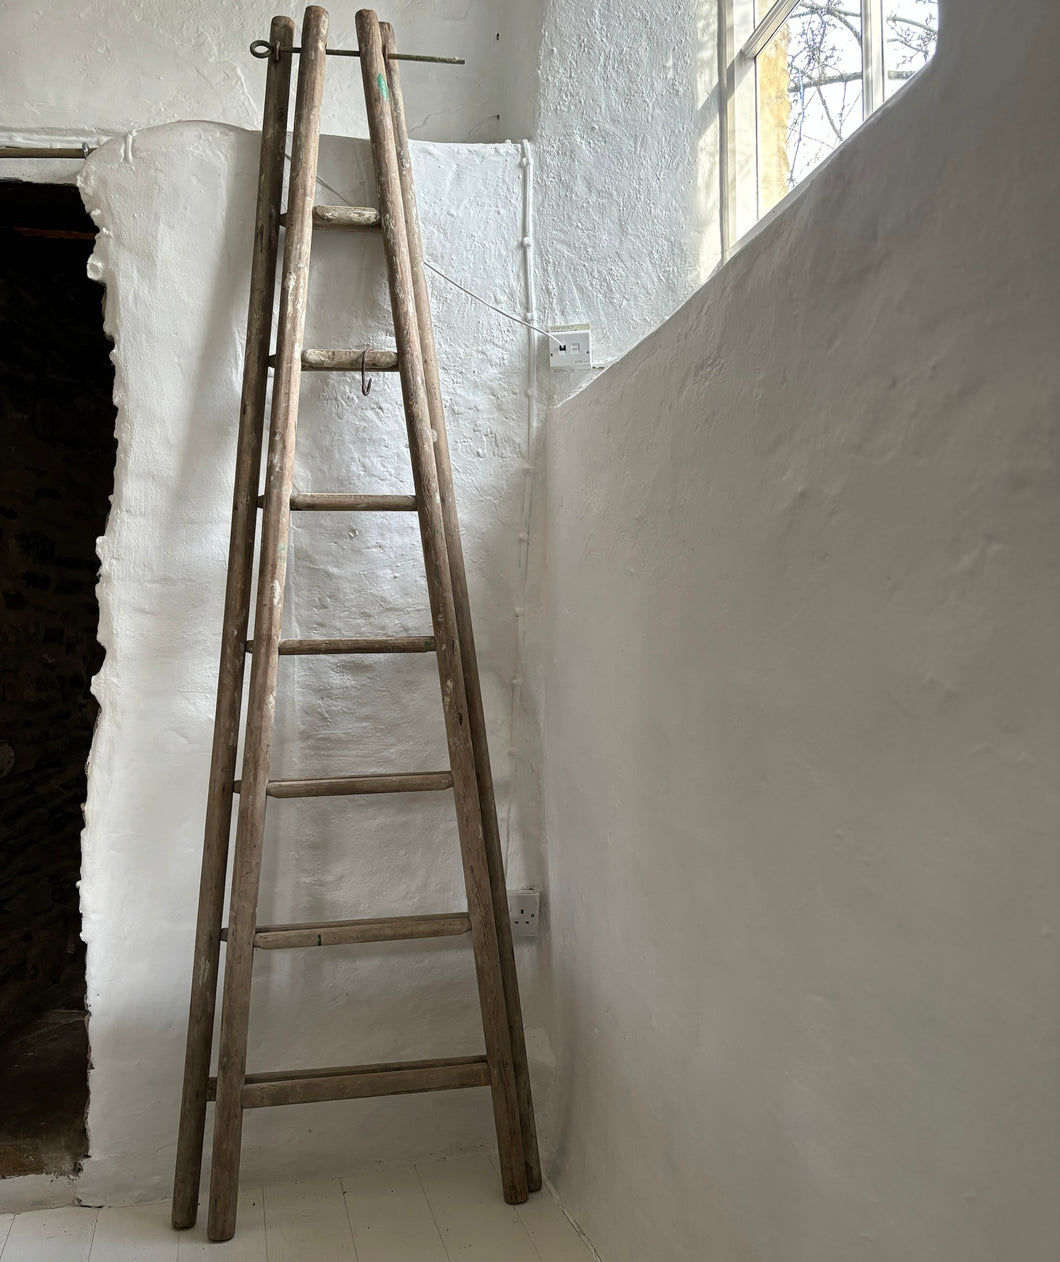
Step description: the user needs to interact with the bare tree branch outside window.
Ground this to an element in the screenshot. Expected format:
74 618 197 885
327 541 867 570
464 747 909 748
756 0 938 216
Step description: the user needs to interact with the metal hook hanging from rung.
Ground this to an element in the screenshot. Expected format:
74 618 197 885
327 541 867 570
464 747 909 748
360 349 372 396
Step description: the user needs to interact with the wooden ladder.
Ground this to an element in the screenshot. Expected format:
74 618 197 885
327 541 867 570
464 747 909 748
170 7 540 1241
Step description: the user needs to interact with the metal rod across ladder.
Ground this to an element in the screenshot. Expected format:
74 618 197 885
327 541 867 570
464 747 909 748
170 7 540 1241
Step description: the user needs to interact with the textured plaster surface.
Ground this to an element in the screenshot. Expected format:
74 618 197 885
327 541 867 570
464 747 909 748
541 1 1060 1260
0 0 544 147
0 0 714 381
73 122 547 1205
533 0 721 386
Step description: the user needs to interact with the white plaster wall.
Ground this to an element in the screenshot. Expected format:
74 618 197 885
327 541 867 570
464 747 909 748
74 122 549 1205
1 0 716 379
540 1 1060 1259
0 0 543 147
532 0 721 380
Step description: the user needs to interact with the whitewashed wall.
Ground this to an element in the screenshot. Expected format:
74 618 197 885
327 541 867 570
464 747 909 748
6 0 1057 1250
0 0 543 146
70 123 547 1206
540 1 1060 1259
532 0 722 381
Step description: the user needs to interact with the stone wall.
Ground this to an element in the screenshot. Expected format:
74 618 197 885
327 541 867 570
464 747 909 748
0 182 114 1026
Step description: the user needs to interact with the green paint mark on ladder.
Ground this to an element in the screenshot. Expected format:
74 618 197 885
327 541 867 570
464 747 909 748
377 72 389 102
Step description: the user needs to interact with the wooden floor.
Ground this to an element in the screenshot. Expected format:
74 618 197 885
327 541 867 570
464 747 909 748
0 1154 596 1261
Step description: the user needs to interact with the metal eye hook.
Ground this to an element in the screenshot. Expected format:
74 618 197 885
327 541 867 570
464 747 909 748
360 349 373 396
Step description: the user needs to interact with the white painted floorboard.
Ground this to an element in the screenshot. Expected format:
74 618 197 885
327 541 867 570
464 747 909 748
0 1156 596 1261
1 1205 97 1262
91 1202 178 1261
342 1164 448 1262
417 1154 541 1261
262 1177 355 1262
489 1157 597 1262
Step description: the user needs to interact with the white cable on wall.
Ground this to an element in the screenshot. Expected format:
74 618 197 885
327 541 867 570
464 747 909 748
501 138 539 872
422 259 561 346
302 160 559 344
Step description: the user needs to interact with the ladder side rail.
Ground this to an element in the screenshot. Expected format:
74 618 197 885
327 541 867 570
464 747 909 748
171 13 296 1232
206 6 330 1243
355 6 529 1206
380 20 542 1193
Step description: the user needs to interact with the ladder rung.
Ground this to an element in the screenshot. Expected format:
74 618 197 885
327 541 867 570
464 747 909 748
206 1055 490 1109
304 348 400 371
313 204 381 229
266 349 399 372
222 912 473 949
294 493 418 511
234 771 454 798
246 636 436 655
279 205 382 230
256 493 418 511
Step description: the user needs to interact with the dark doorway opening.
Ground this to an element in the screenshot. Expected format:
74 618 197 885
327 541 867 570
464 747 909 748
0 180 114 1178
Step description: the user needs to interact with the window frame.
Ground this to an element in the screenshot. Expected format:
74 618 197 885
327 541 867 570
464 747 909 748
719 0 923 258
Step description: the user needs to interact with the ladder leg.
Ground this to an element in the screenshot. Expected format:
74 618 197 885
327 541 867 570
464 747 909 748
171 14 294 1231
356 7 529 1206
205 7 329 1242
380 22 542 1194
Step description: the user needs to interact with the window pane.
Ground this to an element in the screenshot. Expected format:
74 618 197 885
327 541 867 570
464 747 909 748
884 0 939 99
756 1 864 218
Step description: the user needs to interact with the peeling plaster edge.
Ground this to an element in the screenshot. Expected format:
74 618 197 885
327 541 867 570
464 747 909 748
74 132 130 1186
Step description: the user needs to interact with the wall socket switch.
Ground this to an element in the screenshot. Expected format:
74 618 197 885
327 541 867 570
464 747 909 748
507 888 541 939
548 322 592 369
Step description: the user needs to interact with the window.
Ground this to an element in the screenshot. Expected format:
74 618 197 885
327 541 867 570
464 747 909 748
722 0 939 246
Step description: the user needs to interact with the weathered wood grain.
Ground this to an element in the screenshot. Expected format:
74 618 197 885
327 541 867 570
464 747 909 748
357 6 528 1205
238 1056 489 1108
171 13 295 1234
247 912 471 949
206 6 330 1244
258 771 454 798
287 492 416 511
382 16 542 1194
299 347 398 370
247 636 435 654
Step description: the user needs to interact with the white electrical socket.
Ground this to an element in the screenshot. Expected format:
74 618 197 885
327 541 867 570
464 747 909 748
548 322 592 369
507 888 541 939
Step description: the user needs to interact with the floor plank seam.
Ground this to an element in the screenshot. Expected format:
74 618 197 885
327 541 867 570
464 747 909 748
260 1183 273 1262
413 1161 456 1262
512 1200 547 1262
0 1158 598 1260
337 1179 363 1262
544 1179 606 1262
85 1208 100 1260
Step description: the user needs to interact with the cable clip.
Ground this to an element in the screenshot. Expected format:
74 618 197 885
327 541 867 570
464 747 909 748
360 349 373 397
